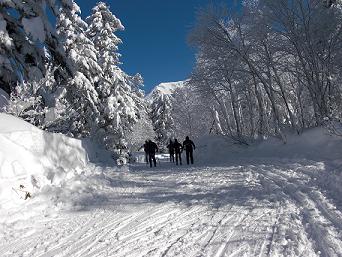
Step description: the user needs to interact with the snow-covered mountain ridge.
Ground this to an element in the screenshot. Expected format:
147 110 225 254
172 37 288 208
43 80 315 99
146 80 186 100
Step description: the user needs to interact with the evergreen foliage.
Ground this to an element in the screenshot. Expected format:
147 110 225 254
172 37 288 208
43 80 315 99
1 0 146 154
86 2 144 151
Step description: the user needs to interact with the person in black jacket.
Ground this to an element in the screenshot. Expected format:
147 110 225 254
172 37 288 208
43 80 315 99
173 139 183 165
167 139 175 163
142 140 149 165
183 136 196 165
146 140 158 167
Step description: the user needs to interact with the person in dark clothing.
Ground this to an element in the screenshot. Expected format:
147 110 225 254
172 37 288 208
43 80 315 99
173 139 183 165
146 140 158 167
166 139 175 163
142 140 149 165
183 136 196 165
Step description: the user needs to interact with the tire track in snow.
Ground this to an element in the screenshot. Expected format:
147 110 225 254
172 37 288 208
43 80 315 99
265 212 281 256
160 232 188 257
3 161 339 257
257 166 342 257
212 206 265 257
37 210 145 257
110 205 207 257
87 208 182 257
194 207 246 257
271 166 342 232
270 168 342 233
0 213 97 257
81 207 180 257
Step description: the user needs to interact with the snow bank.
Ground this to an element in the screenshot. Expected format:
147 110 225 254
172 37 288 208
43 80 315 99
195 128 342 206
252 128 342 161
82 138 114 164
195 135 237 164
0 113 88 210
196 128 342 164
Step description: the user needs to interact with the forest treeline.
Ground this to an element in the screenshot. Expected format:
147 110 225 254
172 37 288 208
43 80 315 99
187 0 342 144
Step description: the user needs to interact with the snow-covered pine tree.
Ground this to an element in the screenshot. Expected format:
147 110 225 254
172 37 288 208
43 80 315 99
0 0 82 135
87 2 144 151
0 0 73 95
97 70 144 152
56 0 102 137
0 12 16 95
0 3 45 94
86 2 123 73
37 64 73 133
150 93 175 148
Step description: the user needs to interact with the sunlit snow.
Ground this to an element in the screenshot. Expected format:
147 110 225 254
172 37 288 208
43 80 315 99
0 114 341 256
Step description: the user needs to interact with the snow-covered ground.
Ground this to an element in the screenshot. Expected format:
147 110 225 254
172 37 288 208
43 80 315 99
0 115 341 257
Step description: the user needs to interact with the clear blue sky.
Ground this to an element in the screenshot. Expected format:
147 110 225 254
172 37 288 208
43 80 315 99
77 0 237 93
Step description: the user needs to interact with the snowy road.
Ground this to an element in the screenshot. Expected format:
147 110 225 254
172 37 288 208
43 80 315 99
1 159 341 257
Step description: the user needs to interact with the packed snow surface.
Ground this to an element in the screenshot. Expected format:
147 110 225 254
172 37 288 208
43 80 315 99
0 115 341 256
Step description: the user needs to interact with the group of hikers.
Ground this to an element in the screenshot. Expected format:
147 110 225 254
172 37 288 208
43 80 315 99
142 136 196 167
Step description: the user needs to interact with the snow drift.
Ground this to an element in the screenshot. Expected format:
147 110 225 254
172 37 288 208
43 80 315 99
0 113 88 209
196 128 342 164
195 129 342 206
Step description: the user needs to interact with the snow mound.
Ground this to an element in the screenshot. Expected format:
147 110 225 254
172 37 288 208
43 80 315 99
253 128 342 161
196 127 342 164
0 113 88 210
146 80 186 101
195 135 236 164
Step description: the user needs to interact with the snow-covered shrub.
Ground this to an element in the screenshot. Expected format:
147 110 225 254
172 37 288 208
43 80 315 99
6 81 46 128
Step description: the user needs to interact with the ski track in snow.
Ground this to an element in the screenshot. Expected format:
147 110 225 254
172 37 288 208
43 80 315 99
0 159 341 257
